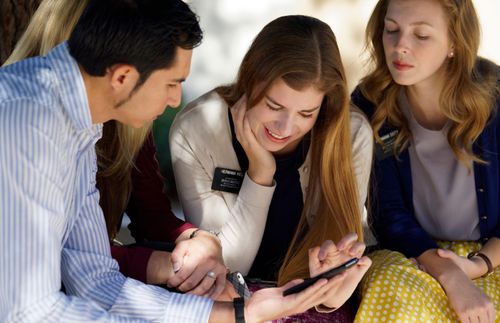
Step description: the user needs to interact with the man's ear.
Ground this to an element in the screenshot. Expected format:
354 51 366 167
106 64 140 94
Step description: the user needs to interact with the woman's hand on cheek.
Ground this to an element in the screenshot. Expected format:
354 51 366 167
231 95 276 186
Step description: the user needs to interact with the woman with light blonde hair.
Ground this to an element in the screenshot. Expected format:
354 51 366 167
353 0 500 321
5 0 229 298
170 15 373 320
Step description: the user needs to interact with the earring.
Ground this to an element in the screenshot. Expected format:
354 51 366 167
449 51 454 57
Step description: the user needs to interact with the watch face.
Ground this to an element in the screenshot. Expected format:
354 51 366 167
227 272 251 300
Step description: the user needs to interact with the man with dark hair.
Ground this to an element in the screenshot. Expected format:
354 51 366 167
0 0 338 322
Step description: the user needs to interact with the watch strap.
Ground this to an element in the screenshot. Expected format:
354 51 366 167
233 297 245 323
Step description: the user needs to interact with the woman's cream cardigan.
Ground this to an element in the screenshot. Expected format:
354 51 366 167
170 90 374 274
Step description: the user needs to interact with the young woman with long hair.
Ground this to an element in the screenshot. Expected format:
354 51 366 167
170 15 373 320
353 0 500 321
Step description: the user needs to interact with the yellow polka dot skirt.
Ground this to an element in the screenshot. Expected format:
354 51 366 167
355 241 500 322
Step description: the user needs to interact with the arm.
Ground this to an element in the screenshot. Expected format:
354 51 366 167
434 237 500 279
0 107 158 322
416 249 495 323
63 177 355 323
61 151 213 322
126 132 194 243
124 133 227 297
170 99 275 274
349 108 375 244
111 245 154 283
350 108 373 211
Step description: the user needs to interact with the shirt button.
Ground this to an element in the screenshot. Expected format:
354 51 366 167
478 188 484 193
481 216 487 220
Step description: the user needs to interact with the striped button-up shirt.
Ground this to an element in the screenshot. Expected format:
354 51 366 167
0 43 213 322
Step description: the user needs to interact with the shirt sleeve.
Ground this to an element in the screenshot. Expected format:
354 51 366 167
61 179 213 322
111 246 154 284
349 107 376 245
0 101 212 322
170 113 276 274
125 133 194 243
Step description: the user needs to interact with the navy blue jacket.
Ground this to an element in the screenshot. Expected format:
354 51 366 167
352 86 500 258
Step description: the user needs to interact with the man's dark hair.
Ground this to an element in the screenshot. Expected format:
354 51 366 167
68 0 202 84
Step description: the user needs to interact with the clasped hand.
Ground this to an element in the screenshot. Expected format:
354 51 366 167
146 230 226 299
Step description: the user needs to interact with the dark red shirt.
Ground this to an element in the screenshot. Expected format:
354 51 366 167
111 133 194 283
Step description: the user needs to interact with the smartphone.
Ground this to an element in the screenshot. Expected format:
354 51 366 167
282 258 359 296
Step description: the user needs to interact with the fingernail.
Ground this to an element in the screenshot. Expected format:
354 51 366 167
173 262 181 272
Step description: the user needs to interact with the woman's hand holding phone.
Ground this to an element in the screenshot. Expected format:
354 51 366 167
283 258 360 296
305 234 372 309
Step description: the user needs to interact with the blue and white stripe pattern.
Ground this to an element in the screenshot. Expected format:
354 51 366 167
0 43 213 322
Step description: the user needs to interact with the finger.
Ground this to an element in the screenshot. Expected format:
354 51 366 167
311 272 347 305
477 310 489 323
186 273 217 296
208 271 226 299
316 271 347 296
167 257 199 289
457 311 468 323
318 240 336 260
336 233 359 251
308 246 321 265
170 242 189 275
232 97 247 143
469 313 480 323
488 303 496 323
348 241 366 257
357 255 372 267
242 115 255 144
408 257 419 267
436 248 455 259
175 264 212 292
288 278 329 310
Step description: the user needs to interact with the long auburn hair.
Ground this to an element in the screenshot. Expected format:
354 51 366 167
362 0 498 165
4 0 151 239
216 15 363 285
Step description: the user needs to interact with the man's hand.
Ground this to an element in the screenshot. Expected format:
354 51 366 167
167 230 226 299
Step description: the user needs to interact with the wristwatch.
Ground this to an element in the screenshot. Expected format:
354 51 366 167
467 251 494 277
233 297 245 323
189 228 220 243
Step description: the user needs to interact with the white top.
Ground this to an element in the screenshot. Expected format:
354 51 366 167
170 90 374 274
400 91 481 241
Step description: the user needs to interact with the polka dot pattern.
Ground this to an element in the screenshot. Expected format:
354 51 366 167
355 241 500 322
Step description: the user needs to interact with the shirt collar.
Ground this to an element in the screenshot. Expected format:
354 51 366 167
45 42 101 136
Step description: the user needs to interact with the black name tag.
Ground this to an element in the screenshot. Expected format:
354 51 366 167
375 129 399 161
211 167 244 193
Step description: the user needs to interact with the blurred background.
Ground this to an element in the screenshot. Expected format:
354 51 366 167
154 0 500 197
184 0 500 99
1 0 499 237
